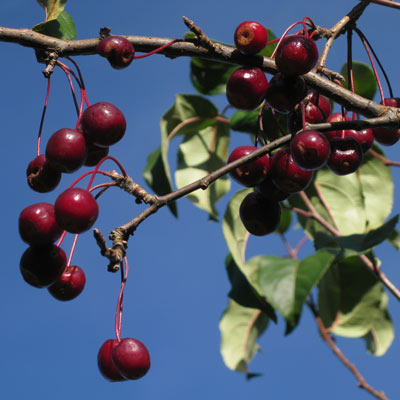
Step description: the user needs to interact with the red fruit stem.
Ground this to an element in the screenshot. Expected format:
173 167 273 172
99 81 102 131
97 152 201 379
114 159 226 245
67 234 79 267
346 29 355 94
271 20 312 58
354 28 388 101
36 76 51 157
301 102 306 131
115 257 129 342
68 169 114 190
56 230 67 247
56 61 80 115
133 39 183 59
86 156 128 191
65 56 86 90
91 183 118 200
74 88 85 130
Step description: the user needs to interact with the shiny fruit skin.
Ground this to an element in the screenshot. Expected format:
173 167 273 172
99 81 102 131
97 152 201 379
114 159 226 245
228 146 270 187
323 112 349 141
226 68 269 110
111 338 151 380
234 21 268 54
84 142 110 167
256 175 291 202
48 265 86 301
46 128 87 173
97 339 127 382
81 102 127 147
265 73 307 113
19 202 63 246
290 130 331 170
26 154 61 193
20 245 66 288
344 129 374 153
54 188 99 234
97 36 135 70
270 148 313 193
327 137 363 176
275 34 318 76
239 192 282 236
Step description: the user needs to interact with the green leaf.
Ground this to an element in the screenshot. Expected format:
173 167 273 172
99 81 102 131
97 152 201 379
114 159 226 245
318 256 394 355
219 299 269 373
190 58 237 95
230 108 260 135
275 207 292 235
36 0 67 21
255 251 335 326
157 94 220 217
142 147 177 217
314 215 398 257
175 122 230 220
289 147 393 238
258 29 278 58
226 254 277 322
33 10 76 40
387 229 400 250
340 61 378 100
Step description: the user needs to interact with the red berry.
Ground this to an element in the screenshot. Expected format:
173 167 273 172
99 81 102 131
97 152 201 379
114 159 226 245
265 73 307 113
228 146 270 187
54 188 99 234
20 245 66 288
19 203 63 246
270 148 313 193
327 137 363 176
97 36 135 70
97 339 127 382
323 112 350 141
256 175 291 202
234 21 268 55
226 68 269 110
239 192 282 236
26 154 61 193
81 102 127 147
48 265 86 301
84 142 110 167
111 338 151 380
275 34 318 76
290 130 331 170
344 129 374 153
46 128 87 173
372 97 400 146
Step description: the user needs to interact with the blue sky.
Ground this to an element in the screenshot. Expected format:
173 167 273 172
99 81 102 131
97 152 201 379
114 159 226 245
0 1 399 399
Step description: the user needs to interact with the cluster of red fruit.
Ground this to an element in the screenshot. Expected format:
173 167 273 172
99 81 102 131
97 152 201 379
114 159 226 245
226 21 399 236
19 35 152 383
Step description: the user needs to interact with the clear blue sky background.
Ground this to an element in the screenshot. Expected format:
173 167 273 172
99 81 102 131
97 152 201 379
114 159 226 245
1 1 399 399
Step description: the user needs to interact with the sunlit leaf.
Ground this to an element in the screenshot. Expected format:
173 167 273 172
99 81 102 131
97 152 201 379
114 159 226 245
275 207 292 235
36 0 67 21
33 10 76 40
219 299 269 373
175 121 230 220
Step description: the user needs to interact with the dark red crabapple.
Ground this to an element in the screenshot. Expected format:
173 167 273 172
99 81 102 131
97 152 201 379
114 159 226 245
20 245 66 288
275 34 319 76
228 146 270 187
54 188 99 234
288 90 331 133
344 129 374 153
372 97 400 146
97 35 135 70
19 203 63 247
81 102 127 147
26 154 61 193
234 21 268 54
323 112 349 141
111 338 151 380
290 130 331 170
46 128 87 173
97 339 127 382
84 142 110 167
226 68 269 110
48 265 86 301
239 191 282 236
327 137 363 176
270 147 313 193
256 175 291 202
265 73 307 113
